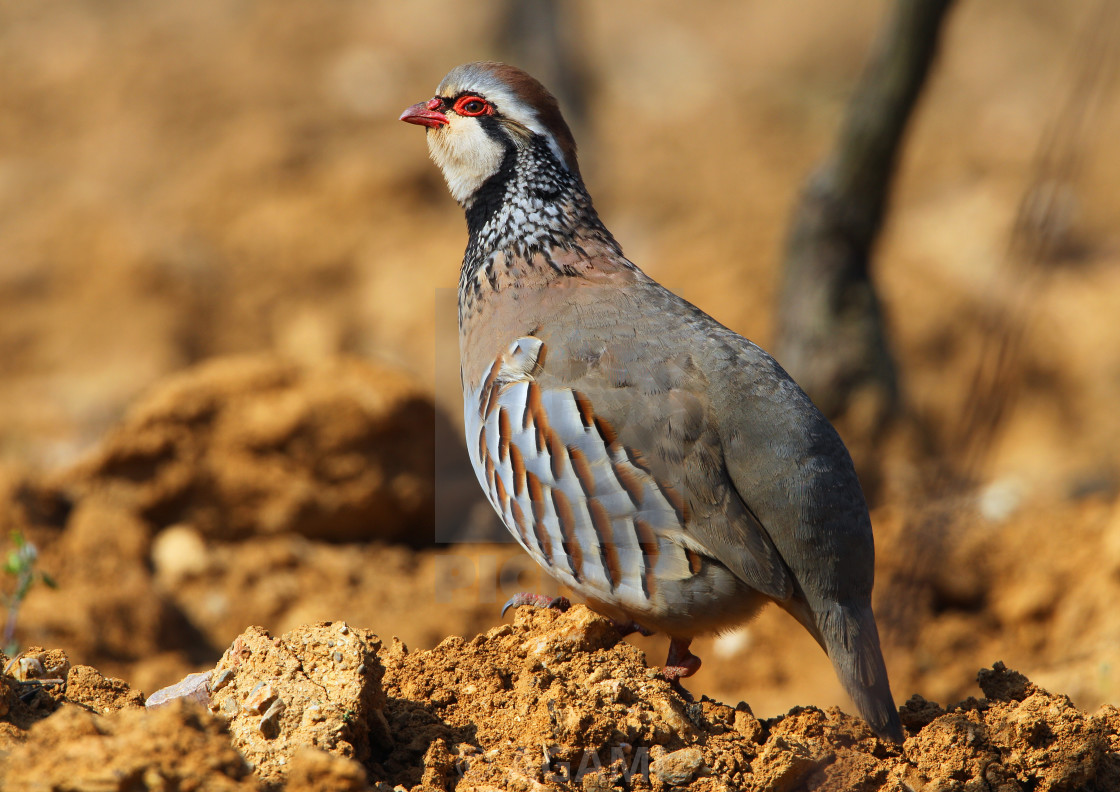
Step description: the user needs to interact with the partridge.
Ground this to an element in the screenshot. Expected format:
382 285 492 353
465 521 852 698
401 62 903 742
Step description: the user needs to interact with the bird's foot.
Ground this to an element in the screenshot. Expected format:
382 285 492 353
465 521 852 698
501 593 571 618
660 637 702 699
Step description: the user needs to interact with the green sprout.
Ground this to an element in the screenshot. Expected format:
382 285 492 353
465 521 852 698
2 530 57 657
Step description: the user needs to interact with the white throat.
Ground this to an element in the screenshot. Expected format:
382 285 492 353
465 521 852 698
426 119 506 206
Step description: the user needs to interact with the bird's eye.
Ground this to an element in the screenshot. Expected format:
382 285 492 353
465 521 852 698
454 96 491 116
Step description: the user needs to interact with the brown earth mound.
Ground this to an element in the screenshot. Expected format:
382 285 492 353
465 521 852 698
1 611 1117 791
60 355 441 545
2 2 1119 791
0 350 1117 792
1 354 499 695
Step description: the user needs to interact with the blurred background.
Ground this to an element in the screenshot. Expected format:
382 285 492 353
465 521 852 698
1 0 1119 722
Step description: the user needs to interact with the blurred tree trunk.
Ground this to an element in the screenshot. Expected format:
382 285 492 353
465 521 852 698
775 0 955 440
496 0 589 131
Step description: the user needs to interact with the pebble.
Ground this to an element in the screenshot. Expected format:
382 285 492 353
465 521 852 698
150 524 208 583
145 670 212 710
211 667 234 692
650 747 704 785
651 696 696 740
259 696 286 739
243 681 278 715
16 656 44 682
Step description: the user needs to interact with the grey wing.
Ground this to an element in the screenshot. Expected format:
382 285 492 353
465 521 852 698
494 321 795 606
709 334 876 608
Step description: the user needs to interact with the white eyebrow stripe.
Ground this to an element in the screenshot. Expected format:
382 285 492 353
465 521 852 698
438 70 572 174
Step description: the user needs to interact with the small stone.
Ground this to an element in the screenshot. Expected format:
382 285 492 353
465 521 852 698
597 679 625 703
753 736 827 791
211 667 234 692
151 524 208 584
651 695 696 740
259 696 287 739
146 670 212 710
651 747 704 785
243 681 278 715
587 666 609 684
15 656 44 681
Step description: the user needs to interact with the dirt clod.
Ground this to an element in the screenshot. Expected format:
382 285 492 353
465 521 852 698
208 623 389 789
65 664 145 714
979 660 1037 703
0 701 257 791
2 617 1119 791
285 747 371 792
63 356 439 545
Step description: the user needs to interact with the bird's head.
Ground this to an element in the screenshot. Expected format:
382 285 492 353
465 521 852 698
400 62 580 206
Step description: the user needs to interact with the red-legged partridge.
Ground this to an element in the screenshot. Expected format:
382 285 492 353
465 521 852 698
401 62 903 742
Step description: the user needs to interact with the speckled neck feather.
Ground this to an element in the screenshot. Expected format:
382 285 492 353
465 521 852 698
457 135 621 317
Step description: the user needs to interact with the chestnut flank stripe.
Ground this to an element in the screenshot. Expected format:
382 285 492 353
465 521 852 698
594 416 620 453
568 446 595 498
551 488 583 582
498 407 511 463
547 428 567 480
572 390 594 429
526 471 552 561
611 460 645 508
493 468 508 509
626 446 653 475
509 443 526 496
589 499 620 590
478 359 501 419
510 499 530 545
634 519 659 599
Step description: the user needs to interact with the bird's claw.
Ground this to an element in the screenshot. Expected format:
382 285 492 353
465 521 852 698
660 637 702 699
501 593 571 618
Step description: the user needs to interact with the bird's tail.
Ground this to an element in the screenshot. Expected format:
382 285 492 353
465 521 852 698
815 601 903 743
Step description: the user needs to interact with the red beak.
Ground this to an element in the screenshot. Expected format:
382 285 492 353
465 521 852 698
400 98 448 129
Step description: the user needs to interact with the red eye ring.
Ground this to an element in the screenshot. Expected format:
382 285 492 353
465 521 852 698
453 96 492 117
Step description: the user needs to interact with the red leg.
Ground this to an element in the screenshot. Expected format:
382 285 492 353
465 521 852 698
662 637 702 682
